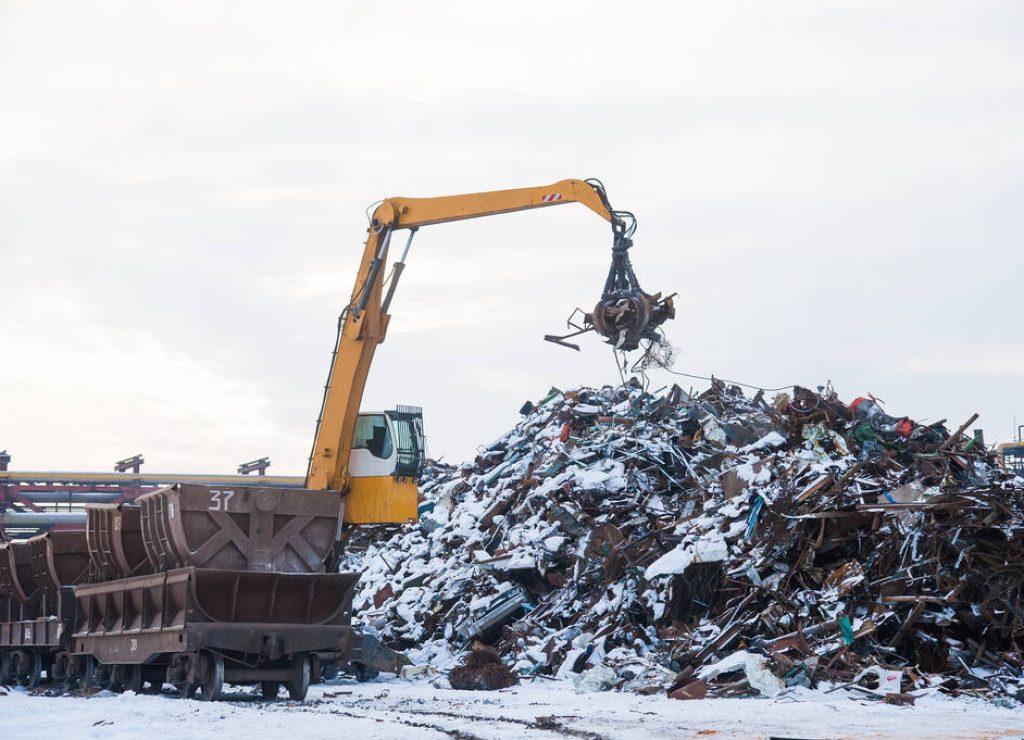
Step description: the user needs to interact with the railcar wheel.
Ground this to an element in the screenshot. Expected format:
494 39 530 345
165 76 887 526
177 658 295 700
60 655 82 692
51 653 68 684
260 681 280 699
24 651 43 688
351 661 378 683
0 652 12 685
168 653 195 698
197 652 224 701
126 664 143 693
108 664 127 692
81 656 97 690
94 662 113 690
285 654 310 701
320 658 339 681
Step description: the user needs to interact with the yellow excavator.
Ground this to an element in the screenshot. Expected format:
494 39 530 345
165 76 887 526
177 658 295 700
307 178 674 532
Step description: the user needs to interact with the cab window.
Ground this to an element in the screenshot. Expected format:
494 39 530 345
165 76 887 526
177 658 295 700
353 414 393 459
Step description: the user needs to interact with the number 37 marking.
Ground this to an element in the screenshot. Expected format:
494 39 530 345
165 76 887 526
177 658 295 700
209 489 235 511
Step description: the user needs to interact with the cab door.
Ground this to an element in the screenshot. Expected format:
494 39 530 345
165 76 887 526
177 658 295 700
345 409 423 524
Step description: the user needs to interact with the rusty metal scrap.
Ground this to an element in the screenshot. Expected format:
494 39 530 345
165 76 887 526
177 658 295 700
351 379 1024 700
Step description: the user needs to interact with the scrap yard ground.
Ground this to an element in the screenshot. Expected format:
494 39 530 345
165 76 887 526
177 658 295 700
4 679 1024 740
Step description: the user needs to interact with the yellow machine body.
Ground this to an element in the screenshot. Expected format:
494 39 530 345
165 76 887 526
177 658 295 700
345 477 419 524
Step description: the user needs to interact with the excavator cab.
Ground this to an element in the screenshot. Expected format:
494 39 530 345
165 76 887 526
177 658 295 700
998 425 1024 476
346 406 425 524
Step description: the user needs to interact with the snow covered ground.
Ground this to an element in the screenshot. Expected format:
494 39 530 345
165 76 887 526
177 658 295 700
2 677 1024 739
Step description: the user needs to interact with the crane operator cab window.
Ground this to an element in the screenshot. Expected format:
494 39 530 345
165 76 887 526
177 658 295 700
346 407 424 524
1001 444 1024 475
353 414 393 459
348 407 424 482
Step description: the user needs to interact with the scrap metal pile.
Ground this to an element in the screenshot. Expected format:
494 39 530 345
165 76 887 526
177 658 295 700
350 379 1024 700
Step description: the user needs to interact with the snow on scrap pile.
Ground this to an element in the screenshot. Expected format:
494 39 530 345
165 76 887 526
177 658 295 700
348 380 1024 701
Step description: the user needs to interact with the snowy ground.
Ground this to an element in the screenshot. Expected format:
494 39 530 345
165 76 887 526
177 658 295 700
2 678 1024 739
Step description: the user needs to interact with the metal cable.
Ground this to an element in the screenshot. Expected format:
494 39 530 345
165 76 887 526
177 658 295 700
661 367 794 393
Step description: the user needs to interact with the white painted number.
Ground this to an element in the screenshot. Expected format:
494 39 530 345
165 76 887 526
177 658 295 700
209 489 236 511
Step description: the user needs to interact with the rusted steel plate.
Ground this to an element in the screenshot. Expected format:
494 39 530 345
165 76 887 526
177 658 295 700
27 530 90 596
72 567 358 664
137 484 342 573
74 621 356 665
0 616 65 648
75 569 185 639
0 588 74 648
191 569 357 624
0 541 38 603
86 503 149 580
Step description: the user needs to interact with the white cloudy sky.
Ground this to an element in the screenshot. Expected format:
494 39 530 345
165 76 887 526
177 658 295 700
1 1 1022 475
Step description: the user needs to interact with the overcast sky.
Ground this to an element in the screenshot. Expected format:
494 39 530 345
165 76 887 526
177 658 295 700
1 1 1022 475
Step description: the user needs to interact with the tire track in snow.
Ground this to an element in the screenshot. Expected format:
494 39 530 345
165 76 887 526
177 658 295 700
254 697 610 740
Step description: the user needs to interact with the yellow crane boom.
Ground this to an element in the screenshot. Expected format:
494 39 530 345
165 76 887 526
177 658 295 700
306 178 673 533
305 179 618 497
